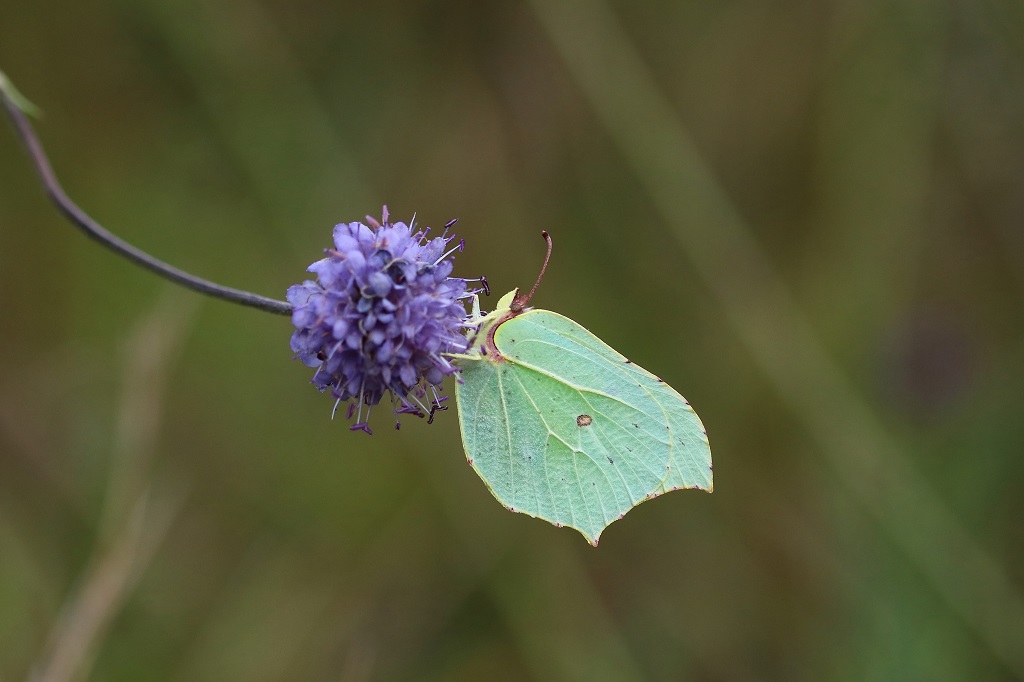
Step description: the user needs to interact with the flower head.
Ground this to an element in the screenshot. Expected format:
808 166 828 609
288 207 485 433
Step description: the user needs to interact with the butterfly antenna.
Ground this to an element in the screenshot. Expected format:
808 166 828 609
512 230 552 312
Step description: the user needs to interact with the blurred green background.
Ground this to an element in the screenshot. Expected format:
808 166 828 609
2 1 1024 680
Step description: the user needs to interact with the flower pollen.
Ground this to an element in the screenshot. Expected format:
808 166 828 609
288 207 484 433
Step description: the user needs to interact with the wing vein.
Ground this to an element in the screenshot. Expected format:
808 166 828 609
494 367 516 509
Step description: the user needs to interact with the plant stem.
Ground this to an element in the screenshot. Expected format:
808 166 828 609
0 78 292 316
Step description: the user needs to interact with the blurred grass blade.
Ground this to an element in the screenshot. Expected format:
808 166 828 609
32 293 192 682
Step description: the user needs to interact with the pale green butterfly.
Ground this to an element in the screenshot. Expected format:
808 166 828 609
452 232 712 546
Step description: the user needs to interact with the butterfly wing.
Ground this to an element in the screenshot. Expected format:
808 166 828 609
456 308 711 545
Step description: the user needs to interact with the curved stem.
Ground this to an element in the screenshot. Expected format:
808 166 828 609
0 84 292 316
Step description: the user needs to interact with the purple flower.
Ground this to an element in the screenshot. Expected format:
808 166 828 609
288 207 485 433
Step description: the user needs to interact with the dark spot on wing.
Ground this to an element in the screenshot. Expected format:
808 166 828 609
607 456 615 465
577 414 593 427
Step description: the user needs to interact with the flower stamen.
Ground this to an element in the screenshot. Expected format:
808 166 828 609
434 239 465 265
